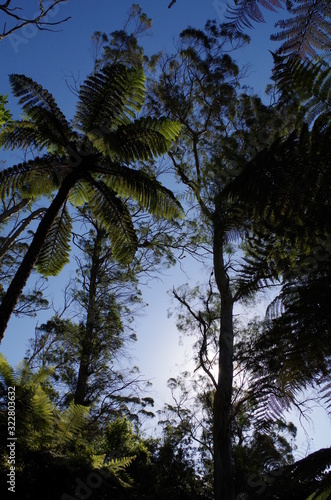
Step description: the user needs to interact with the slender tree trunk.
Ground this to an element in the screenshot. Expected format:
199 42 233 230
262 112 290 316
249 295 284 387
0 198 30 225
0 207 46 259
74 229 102 406
213 208 235 500
0 170 79 342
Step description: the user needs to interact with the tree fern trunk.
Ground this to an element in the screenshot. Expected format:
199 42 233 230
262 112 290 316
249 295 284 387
74 229 102 406
213 210 235 500
0 170 79 342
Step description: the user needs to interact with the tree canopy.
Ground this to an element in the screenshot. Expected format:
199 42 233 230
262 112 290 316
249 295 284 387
1 3 331 500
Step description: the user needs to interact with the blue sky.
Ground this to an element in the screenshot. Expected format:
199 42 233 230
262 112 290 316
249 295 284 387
1 0 330 453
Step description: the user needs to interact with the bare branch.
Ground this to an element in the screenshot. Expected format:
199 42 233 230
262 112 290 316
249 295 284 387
0 1 71 42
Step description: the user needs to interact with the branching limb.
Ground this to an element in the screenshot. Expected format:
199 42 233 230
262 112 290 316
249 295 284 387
0 0 71 42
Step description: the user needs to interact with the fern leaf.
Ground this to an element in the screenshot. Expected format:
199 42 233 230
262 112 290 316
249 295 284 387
9 74 73 148
100 162 184 220
36 204 72 276
225 0 283 33
89 116 181 162
26 385 55 449
106 456 136 473
0 156 63 199
273 56 331 124
56 402 90 446
0 120 49 151
271 0 331 59
67 179 91 207
0 353 15 387
86 178 138 263
75 64 146 132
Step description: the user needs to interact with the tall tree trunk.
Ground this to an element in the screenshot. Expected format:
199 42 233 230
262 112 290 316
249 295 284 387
213 209 235 500
74 229 102 406
0 170 79 342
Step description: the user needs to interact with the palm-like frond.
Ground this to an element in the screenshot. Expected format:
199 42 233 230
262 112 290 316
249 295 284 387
225 118 331 235
100 162 183 219
0 120 48 151
263 448 331 499
35 204 72 276
0 94 12 127
242 273 331 430
9 74 74 151
17 361 55 388
56 402 90 446
86 178 138 263
75 64 145 132
0 156 65 199
104 455 136 473
0 353 15 387
273 55 331 124
225 0 331 61
225 0 283 33
271 0 331 59
89 116 181 162
67 179 91 207
25 385 55 450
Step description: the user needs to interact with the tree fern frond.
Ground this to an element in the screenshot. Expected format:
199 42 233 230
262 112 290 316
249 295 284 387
271 0 331 59
225 0 283 33
75 64 145 132
99 163 184 220
273 55 331 124
89 116 181 162
67 179 91 207
225 120 331 228
56 402 90 446
319 380 331 413
18 362 55 388
0 156 65 199
0 120 50 151
265 293 285 320
26 385 55 449
105 455 136 473
35 204 72 276
0 353 15 387
86 178 138 263
264 448 331 499
9 74 73 146
225 0 331 66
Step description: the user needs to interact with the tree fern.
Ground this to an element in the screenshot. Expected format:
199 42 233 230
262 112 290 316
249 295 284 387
0 63 183 339
25 384 55 450
262 448 331 499
0 353 15 386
